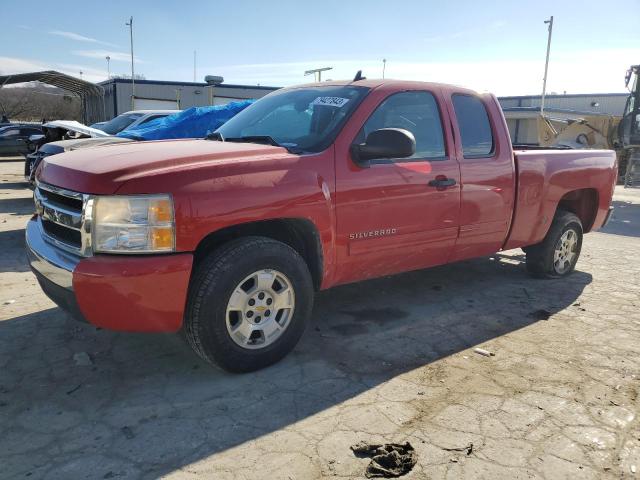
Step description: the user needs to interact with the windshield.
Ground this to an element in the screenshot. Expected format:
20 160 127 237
99 113 143 135
215 86 370 153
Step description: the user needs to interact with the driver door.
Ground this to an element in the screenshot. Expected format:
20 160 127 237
333 89 461 285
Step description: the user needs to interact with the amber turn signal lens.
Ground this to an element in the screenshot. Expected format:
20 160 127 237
149 198 173 223
151 226 174 250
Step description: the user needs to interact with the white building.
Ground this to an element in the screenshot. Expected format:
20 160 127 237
99 78 278 119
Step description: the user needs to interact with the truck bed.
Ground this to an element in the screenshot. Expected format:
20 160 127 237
504 148 617 250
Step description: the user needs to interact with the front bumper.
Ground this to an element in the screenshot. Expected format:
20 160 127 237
26 218 86 322
26 217 194 332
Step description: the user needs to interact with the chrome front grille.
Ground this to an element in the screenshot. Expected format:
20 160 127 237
34 182 93 256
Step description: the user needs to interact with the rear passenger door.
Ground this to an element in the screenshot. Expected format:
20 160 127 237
448 93 515 261
334 89 461 285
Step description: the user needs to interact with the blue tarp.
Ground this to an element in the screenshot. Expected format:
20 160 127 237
116 100 254 141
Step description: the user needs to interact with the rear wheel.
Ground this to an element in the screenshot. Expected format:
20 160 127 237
525 210 583 278
183 237 314 373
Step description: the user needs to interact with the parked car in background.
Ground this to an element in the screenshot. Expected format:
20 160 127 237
23 110 176 184
24 103 253 184
0 124 43 156
96 110 178 135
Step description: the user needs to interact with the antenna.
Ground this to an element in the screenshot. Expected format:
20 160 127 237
353 70 365 82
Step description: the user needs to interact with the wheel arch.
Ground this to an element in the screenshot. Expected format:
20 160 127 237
193 218 324 291
556 188 599 232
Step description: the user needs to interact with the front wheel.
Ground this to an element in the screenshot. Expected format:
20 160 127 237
183 237 314 373
525 210 583 278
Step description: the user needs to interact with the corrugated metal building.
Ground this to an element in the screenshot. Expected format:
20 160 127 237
99 78 279 119
498 93 627 144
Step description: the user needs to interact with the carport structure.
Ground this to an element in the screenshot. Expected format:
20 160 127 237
0 70 105 124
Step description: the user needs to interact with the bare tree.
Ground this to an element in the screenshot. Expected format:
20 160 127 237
0 87 81 122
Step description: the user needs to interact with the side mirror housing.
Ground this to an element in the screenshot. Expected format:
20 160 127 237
351 128 416 166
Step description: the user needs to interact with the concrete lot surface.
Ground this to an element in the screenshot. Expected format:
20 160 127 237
0 159 639 479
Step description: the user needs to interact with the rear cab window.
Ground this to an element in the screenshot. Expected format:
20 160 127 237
452 94 494 158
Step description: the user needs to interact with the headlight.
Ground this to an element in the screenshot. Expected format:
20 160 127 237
93 195 175 253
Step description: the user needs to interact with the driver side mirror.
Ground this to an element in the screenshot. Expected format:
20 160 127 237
351 128 416 167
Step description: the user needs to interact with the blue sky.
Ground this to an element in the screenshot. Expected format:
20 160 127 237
2 0 639 95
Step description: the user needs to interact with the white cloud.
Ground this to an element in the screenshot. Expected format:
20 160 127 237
209 48 639 95
424 19 507 43
49 30 118 47
72 50 143 63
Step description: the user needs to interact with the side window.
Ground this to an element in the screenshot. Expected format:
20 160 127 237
139 115 167 125
452 94 494 158
1 129 20 138
357 91 446 160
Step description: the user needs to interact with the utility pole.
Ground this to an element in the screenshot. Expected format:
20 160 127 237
125 16 135 110
540 16 554 116
382 58 387 79
193 51 196 82
105 56 111 79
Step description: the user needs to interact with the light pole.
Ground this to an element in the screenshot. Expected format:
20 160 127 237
540 16 554 116
382 58 387 79
105 56 111 79
79 70 83 79
304 67 332 82
125 16 135 109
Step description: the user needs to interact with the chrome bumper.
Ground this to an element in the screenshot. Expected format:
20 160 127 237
25 217 80 290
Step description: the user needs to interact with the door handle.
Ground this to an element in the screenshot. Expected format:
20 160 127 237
428 176 457 188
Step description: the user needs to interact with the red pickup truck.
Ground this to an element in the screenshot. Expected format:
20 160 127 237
27 79 617 372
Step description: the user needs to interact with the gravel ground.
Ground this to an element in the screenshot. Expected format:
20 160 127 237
0 159 638 479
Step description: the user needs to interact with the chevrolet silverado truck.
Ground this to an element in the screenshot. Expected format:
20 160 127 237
26 79 617 372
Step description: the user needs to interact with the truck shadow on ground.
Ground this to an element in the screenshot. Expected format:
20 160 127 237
0 252 592 478
599 199 640 238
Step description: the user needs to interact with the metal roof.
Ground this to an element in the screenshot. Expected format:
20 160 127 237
99 78 279 91
0 70 104 97
0 71 105 124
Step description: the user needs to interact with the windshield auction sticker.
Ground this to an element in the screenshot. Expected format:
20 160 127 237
311 97 350 107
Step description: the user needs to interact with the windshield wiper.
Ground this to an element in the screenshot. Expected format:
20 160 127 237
225 135 303 154
225 135 280 147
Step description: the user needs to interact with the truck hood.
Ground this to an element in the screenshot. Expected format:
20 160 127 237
38 138 293 194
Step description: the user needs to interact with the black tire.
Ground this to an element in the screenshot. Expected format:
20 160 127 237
525 210 583 279
183 236 314 373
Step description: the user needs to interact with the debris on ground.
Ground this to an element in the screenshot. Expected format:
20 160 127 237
529 309 552 320
121 426 135 439
351 441 417 478
473 348 495 357
2 299 15 305
442 442 474 455
73 352 93 366
66 384 82 395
